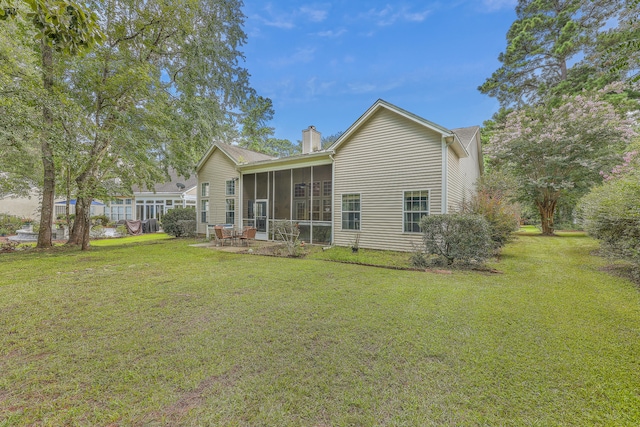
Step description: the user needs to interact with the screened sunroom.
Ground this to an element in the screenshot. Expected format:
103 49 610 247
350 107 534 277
241 164 333 245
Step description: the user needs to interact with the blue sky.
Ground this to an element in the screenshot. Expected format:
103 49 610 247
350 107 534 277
241 0 517 143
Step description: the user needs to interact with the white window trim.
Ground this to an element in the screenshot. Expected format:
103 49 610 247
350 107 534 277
226 179 236 196
341 193 361 231
402 189 430 234
200 199 209 224
201 182 210 198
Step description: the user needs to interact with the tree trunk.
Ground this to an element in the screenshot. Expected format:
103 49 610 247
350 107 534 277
536 195 558 236
37 41 54 249
68 195 92 249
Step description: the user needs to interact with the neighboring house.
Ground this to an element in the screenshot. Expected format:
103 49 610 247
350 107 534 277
103 169 197 222
195 99 483 252
0 189 41 219
54 200 105 218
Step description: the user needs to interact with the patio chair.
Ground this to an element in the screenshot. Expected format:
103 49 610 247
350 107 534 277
239 226 257 246
213 226 234 246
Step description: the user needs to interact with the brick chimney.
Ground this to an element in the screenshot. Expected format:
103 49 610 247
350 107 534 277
302 125 321 154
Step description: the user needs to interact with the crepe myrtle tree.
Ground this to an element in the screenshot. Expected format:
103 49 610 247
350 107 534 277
487 85 637 235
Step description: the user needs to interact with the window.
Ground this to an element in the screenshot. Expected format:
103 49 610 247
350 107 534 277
312 199 320 221
201 182 209 197
322 199 332 221
341 194 360 230
226 180 236 196
226 198 235 224
404 190 429 233
294 183 306 198
312 181 320 197
201 200 209 223
323 181 332 197
295 201 307 220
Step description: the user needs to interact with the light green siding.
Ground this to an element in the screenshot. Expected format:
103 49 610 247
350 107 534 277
333 108 443 252
196 148 239 234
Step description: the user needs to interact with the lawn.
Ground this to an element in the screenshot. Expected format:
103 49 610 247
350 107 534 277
1 234 639 426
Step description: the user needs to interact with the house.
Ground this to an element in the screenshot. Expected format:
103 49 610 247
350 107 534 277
103 169 197 222
0 189 41 219
195 99 483 252
54 199 105 218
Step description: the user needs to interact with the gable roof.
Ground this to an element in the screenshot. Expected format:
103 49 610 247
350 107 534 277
328 99 469 158
196 141 275 172
132 168 197 194
452 125 484 173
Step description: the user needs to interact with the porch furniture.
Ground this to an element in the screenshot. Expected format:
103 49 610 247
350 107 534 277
239 226 257 246
213 226 234 246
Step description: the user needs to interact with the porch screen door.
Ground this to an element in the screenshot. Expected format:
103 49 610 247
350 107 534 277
254 200 268 240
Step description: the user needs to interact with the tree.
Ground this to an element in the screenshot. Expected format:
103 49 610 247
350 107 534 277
61 0 262 250
321 131 343 149
590 0 640 83
488 87 636 235
0 12 41 198
1 0 102 248
479 0 621 108
578 143 640 277
238 94 299 157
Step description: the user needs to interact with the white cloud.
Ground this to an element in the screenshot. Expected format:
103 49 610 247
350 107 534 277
481 0 517 12
252 3 330 30
299 6 329 22
360 5 431 26
269 47 317 68
347 78 404 94
314 29 347 38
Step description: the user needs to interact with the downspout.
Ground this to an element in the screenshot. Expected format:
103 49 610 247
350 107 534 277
442 135 455 214
330 153 335 245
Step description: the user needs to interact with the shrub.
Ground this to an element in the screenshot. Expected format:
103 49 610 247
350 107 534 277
273 220 301 256
418 214 493 266
89 225 104 239
92 215 110 226
578 165 640 278
176 220 197 237
116 225 127 236
461 189 520 250
162 208 197 237
0 213 23 234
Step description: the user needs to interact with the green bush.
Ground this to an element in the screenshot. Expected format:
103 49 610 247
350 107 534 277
417 214 493 266
578 166 640 277
92 214 110 226
0 213 23 234
461 189 520 250
162 208 197 237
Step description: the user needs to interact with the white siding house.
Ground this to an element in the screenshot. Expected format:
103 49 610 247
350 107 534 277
195 99 483 251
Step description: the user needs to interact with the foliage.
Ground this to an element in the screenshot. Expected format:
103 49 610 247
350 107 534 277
321 131 344 149
176 220 197 238
488 86 637 235
115 225 127 236
418 214 493 266
590 0 640 83
479 0 621 107
162 208 197 237
0 213 24 234
89 224 103 238
578 143 640 277
460 186 520 250
272 220 301 256
91 214 109 226
0 240 20 252
238 94 300 157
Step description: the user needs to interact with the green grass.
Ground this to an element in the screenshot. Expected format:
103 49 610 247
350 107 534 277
307 245 413 268
1 235 639 425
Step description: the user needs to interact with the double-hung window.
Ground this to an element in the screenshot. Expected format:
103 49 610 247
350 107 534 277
341 194 360 230
201 200 209 224
226 180 235 196
201 182 210 197
226 198 235 224
403 190 429 232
